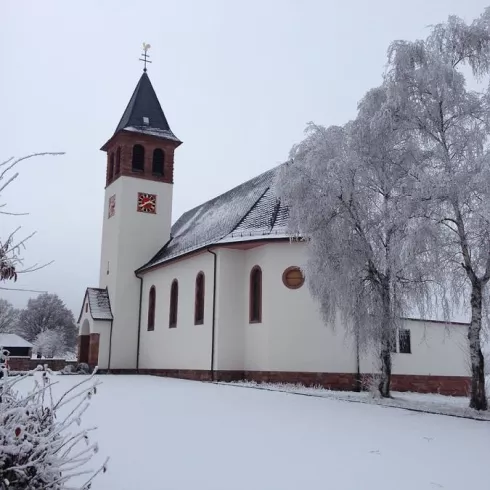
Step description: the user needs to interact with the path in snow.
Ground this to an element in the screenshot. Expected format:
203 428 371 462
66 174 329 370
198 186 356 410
22 375 490 490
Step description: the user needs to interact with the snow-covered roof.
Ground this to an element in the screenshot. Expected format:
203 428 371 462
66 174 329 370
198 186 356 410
84 288 113 321
123 126 181 143
140 164 289 270
0 333 33 348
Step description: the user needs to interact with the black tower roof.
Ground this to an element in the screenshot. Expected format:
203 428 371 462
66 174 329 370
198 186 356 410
114 72 180 142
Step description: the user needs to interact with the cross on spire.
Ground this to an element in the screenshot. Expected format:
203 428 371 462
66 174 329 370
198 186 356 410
139 43 152 72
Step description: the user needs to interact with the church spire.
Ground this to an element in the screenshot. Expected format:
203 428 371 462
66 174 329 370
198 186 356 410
110 44 180 144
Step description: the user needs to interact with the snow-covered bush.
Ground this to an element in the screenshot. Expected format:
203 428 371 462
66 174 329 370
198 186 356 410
33 329 67 358
0 348 108 489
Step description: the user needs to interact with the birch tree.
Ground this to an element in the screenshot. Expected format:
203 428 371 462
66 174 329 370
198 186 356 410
276 86 437 397
386 10 490 410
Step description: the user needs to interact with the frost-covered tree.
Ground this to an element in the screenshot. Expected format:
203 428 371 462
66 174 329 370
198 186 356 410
19 293 77 352
276 86 438 397
0 299 19 334
386 9 490 410
33 329 67 358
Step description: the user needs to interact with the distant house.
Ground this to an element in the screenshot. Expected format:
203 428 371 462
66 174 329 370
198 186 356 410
0 334 33 357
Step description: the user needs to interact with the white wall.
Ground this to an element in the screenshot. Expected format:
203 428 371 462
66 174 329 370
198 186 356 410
136 239 469 378
359 319 469 377
238 241 357 373
98 176 173 369
138 252 215 370
214 249 245 370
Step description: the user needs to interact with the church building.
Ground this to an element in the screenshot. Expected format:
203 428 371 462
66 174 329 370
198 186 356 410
77 65 471 395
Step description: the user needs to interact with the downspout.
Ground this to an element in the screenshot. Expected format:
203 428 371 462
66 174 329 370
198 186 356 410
135 271 144 373
207 249 217 382
106 287 114 373
107 319 114 372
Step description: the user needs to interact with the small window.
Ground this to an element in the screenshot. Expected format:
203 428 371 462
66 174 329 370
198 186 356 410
147 286 156 331
132 144 145 172
399 329 411 354
143 116 150 125
115 147 121 174
152 149 165 175
108 153 115 181
249 266 262 323
282 266 304 289
194 272 205 325
169 279 178 328
85 303 88 313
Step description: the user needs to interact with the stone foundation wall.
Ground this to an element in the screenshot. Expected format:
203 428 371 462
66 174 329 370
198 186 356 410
103 369 470 396
7 357 77 372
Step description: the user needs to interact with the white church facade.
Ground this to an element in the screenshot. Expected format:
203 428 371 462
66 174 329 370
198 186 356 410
77 69 471 395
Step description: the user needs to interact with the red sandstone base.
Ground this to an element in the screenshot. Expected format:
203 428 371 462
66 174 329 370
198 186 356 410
105 368 470 396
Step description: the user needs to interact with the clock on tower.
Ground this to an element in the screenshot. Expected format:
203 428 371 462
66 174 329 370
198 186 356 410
137 192 157 214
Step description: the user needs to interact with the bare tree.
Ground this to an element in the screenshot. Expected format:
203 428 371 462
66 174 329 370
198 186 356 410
18 293 77 351
386 9 490 410
0 299 19 334
0 153 63 291
276 86 438 397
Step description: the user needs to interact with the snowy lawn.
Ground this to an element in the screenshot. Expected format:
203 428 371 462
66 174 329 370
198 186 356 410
221 380 490 421
15 374 490 490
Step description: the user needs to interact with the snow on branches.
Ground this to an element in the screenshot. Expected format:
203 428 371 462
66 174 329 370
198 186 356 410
276 8 490 408
0 349 108 489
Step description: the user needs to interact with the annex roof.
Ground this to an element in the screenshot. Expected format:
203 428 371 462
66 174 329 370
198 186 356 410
78 288 113 323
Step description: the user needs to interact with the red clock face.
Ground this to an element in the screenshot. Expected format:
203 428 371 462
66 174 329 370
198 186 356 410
108 195 116 218
137 193 157 214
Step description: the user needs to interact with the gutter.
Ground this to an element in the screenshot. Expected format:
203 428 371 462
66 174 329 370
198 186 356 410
207 248 217 382
106 287 114 373
135 272 144 372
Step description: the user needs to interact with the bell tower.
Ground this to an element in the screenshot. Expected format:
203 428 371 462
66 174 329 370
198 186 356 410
98 47 182 369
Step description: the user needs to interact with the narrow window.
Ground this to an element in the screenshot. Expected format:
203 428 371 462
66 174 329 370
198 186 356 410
399 329 411 354
249 266 262 323
152 148 165 175
147 286 156 331
169 279 178 328
194 272 205 325
108 153 115 181
132 144 145 172
115 147 121 174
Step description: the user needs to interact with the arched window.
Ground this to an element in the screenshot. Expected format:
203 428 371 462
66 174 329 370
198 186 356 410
169 279 178 328
147 286 156 331
108 153 115 181
152 149 165 175
194 272 205 325
115 147 121 175
132 144 145 172
249 266 262 323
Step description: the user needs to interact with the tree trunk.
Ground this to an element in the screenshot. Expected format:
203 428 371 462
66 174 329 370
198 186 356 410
378 288 392 398
354 330 361 392
468 282 487 411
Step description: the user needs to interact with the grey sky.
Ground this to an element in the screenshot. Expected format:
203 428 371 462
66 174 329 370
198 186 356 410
1 0 487 316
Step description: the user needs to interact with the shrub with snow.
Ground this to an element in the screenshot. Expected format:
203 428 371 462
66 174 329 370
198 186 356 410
0 347 108 489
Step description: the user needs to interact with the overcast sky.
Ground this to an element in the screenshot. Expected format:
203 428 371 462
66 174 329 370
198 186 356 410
0 0 488 316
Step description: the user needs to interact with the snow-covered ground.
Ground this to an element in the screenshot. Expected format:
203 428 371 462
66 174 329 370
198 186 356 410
221 380 490 421
15 374 490 490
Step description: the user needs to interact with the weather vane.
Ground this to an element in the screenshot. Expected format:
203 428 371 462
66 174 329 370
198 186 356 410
139 43 152 72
